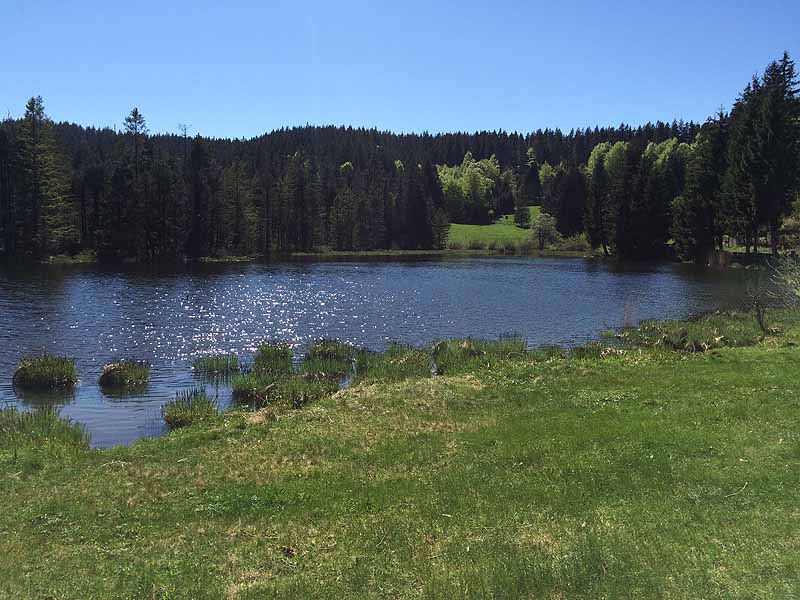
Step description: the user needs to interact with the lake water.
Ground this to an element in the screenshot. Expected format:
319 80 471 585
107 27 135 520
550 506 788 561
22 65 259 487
0 257 751 447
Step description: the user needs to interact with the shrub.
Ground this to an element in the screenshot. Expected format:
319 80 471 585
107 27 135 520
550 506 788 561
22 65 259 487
554 233 591 253
467 240 487 250
98 360 150 389
253 342 293 376
501 240 518 254
0 407 90 451
162 389 218 430
193 354 240 377
433 336 527 375
13 355 78 390
447 241 465 250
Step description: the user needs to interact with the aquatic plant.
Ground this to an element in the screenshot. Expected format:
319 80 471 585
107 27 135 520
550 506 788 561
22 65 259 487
13 354 78 390
98 360 150 389
0 406 90 452
192 353 240 376
615 310 769 352
252 342 293 377
353 343 432 384
162 389 218 430
301 339 354 381
432 336 527 375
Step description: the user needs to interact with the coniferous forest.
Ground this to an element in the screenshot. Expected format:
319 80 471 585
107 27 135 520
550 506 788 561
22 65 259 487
1 53 797 263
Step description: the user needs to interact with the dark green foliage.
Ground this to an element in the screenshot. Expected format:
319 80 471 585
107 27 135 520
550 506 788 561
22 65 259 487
162 389 218 429
0 407 90 450
98 360 150 389
13 354 77 390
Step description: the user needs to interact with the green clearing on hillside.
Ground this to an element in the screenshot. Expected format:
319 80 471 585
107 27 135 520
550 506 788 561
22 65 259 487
2 309 800 599
448 206 540 247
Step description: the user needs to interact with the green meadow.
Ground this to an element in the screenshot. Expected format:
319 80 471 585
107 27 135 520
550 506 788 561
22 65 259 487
1 309 799 598
448 206 541 248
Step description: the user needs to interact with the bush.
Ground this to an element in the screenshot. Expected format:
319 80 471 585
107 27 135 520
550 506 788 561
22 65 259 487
467 240 487 250
98 360 150 389
13 355 78 390
554 233 591 253
193 354 240 377
501 240 518 254
162 389 218 430
447 241 465 250
0 407 90 451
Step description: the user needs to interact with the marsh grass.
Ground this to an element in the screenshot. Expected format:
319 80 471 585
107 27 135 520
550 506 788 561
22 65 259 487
301 339 354 381
13 354 77 390
192 354 240 377
98 360 150 389
615 310 775 352
432 335 527 375
0 406 89 451
162 389 219 430
252 342 293 376
353 343 432 383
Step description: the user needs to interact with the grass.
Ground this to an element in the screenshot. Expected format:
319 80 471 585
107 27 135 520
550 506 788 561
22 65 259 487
12 354 78 390
162 389 219 430
2 310 800 598
448 207 539 248
432 335 527 375
98 360 150 389
192 353 240 377
252 342 294 377
0 407 90 452
300 339 355 381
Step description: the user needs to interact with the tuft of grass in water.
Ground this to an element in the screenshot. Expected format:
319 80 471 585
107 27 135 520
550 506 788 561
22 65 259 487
0 407 90 451
13 354 78 390
353 343 432 384
162 389 219 430
98 360 150 389
301 339 354 381
252 342 293 377
192 354 240 377
432 335 527 375
231 371 280 406
272 376 338 409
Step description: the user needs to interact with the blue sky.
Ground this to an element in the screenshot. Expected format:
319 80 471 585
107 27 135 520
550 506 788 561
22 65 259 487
2 0 799 138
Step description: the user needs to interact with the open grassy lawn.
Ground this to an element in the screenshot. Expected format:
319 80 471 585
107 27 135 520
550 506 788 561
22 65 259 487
2 309 800 598
448 206 540 247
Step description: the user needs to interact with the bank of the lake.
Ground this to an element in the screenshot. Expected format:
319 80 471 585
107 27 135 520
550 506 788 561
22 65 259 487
0 257 755 447
2 309 799 599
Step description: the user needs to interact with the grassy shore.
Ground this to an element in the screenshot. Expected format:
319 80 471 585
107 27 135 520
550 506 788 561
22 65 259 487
2 310 800 598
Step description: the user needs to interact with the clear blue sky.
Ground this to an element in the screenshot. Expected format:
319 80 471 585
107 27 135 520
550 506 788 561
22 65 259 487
3 0 799 138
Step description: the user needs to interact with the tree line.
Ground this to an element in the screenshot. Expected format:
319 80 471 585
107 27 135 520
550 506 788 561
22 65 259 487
0 53 796 262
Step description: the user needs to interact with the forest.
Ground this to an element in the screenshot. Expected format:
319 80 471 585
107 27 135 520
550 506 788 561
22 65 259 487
0 53 797 263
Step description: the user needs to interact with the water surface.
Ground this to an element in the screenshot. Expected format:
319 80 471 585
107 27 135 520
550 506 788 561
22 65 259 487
0 257 750 446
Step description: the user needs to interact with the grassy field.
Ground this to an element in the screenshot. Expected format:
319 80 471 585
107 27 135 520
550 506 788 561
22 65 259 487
448 206 540 247
2 309 800 598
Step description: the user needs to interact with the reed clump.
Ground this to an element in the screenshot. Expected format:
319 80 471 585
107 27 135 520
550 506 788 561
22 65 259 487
0 407 90 450
432 336 527 375
13 354 78 390
353 343 432 384
253 342 293 377
162 389 219 430
192 354 240 376
301 339 354 381
98 360 150 389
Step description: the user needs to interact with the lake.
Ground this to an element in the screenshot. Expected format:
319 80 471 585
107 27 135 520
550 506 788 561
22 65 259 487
0 257 751 447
